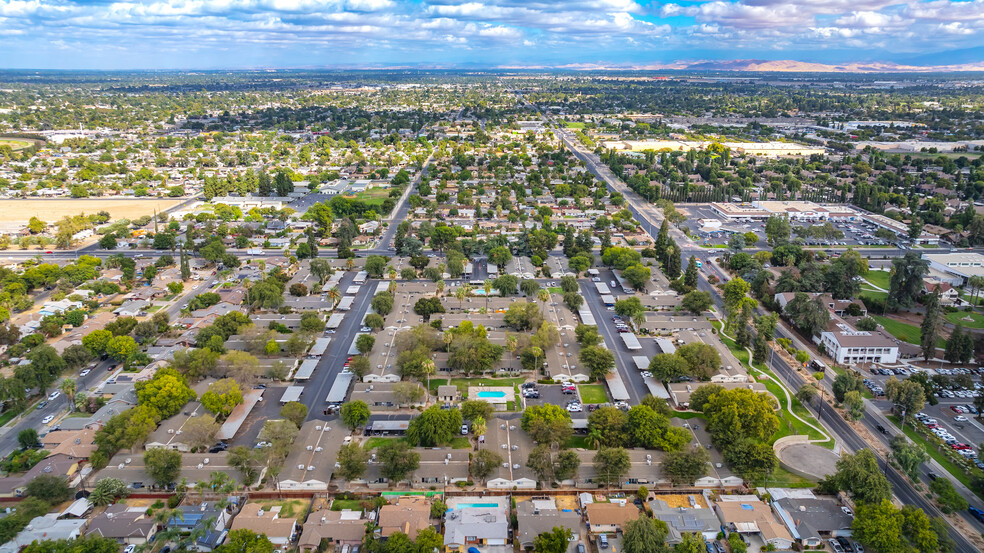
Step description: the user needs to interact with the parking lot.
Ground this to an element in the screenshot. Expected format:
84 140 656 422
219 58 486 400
678 205 899 249
862 365 984 466
523 383 588 419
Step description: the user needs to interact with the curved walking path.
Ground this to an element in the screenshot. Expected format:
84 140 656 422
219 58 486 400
715 315 832 445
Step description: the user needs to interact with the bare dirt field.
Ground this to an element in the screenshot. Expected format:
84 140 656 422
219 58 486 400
0 198 183 223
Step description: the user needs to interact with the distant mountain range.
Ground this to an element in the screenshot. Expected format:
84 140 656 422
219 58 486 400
500 58 984 73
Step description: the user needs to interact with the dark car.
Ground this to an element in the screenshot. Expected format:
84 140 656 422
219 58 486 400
969 506 984 523
876 424 886 434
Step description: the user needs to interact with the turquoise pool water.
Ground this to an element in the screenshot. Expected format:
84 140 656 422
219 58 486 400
476 391 507 398
471 289 500 296
453 503 499 509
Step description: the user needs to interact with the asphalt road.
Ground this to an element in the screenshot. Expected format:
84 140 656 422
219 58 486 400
579 278 643 405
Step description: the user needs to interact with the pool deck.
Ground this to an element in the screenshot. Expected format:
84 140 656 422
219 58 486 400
467 385 515 404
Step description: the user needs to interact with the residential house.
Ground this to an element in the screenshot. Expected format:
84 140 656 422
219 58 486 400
40 428 98 460
436 385 458 404
769 490 854 548
86 505 158 545
443 497 510 552
649 497 720 544
114 300 150 317
0 514 87 553
229 503 297 546
278 420 342 492
715 497 795 550
170 501 234 552
584 503 641 534
298 509 366 552
0 454 80 498
376 496 432 541
516 498 581 549
924 281 960 305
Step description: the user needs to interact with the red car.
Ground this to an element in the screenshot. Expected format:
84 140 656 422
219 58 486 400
45 250 53 254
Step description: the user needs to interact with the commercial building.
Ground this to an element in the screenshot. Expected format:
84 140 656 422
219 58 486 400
923 252 984 286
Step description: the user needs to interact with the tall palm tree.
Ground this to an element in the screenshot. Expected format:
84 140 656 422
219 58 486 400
436 280 445 297
444 330 454 353
326 286 341 308
587 428 603 450
60 379 76 412
345 258 355 271
483 279 493 312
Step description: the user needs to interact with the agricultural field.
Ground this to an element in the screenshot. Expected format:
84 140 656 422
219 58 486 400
0 199 183 223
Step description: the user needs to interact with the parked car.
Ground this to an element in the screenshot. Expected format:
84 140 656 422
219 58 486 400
42 415 54 424
461 424 469 435
47 391 60 400
79 369 91 377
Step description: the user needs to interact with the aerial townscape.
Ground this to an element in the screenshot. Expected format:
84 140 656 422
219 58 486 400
3 3 984 553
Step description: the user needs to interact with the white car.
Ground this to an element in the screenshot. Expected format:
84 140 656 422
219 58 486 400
566 403 582 412
48 391 60 400
42 415 54 424
79 369 91 377
955 415 969 422
641 371 653 378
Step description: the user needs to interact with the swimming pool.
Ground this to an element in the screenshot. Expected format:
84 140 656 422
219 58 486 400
476 391 507 398
453 503 500 509
471 289 500 296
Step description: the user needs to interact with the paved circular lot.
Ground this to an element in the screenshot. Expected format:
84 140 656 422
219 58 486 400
776 442 841 480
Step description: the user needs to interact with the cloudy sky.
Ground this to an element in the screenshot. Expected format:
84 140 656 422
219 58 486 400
0 0 981 69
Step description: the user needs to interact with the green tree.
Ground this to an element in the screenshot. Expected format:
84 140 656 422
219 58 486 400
105 335 138 363
662 445 710 485
622 516 671 553
215 530 274 553
920 290 943 361
82 329 113 355
703 388 779 446
341 400 370 430
890 434 927 481
279 401 308 428
930 477 968 514
356 333 376 355
335 442 370 482
521 404 573 447
884 376 925 422
470 449 503 482
833 371 865 403
135 367 196 419
681 290 712 314
406 405 463 447
823 449 891 505
533 527 574 553
25 474 73 504
377 439 420 483
18 428 39 449
843 390 865 422
143 448 182 486
684 256 699 288
88 477 130 506
593 447 631 487
888 251 929 310
580 345 615 381
587 406 629 447
676 342 721 380
200 378 243 417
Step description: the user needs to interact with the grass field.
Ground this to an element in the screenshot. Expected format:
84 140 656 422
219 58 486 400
0 199 183 223
863 270 891 290
871 315 945 348
945 310 984 329
331 499 364 511
345 188 391 208
578 384 608 404
566 436 591 449
563 121 585 129
363 437 403 450
450 437 471 449
253 499 309 522
0 138 31 151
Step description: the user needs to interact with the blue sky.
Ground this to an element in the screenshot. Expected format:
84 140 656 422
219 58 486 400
0 0 981 69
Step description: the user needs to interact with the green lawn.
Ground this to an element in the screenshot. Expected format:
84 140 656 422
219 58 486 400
331 499 364 511
450 437 471 449
863 271 891 290
427 377 527 396
363 437 404 450
253 499 309 522
578 384 608 404
871 315 945 348
859 289 888 302
547 287 563 294
566 436 592 449
563 121 585 129
345 187 391 208
888 415 984 500
945 310 984 329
